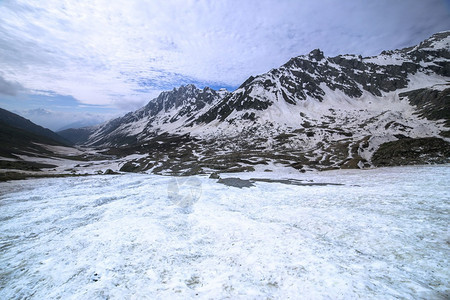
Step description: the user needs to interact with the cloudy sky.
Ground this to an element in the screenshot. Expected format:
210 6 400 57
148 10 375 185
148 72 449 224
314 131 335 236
0 0 449 130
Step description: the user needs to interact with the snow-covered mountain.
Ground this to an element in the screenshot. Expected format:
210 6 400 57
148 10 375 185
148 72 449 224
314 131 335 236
69 31 450 174
86 85 229 147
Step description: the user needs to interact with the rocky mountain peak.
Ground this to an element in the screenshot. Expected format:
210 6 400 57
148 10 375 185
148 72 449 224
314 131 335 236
308 48 325 61
85 84 229 146
415 30 450 51
196 31 450 126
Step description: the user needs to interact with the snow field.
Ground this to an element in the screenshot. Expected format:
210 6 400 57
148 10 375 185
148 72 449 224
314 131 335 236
0 165 449 299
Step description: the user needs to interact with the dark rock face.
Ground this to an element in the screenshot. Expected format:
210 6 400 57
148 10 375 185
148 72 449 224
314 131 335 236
119 162 141 173
144 85 219 120
400 31 450 76
400 88 450 127
197 89 271 123
309 49 325 61
372 137 450 167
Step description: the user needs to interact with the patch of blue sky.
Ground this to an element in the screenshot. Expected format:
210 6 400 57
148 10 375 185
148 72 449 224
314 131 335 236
131 72 238 94
0 91 117 114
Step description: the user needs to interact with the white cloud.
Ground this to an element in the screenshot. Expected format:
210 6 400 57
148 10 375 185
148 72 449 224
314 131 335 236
15 108 117 131
0 74 24 96
0 0 449 111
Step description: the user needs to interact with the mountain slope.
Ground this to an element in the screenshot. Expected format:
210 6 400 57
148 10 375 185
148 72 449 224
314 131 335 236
0 108 117 180
76 31 450 174
0 121 63 159
0 108 75 162
0 108 71 145
195 31 449 126
57 126 97 145
84 85 229 147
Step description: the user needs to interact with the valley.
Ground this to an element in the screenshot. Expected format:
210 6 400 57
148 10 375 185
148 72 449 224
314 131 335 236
1 31 449 179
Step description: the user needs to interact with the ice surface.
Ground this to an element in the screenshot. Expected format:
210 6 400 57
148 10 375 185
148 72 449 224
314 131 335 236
0 165 449 299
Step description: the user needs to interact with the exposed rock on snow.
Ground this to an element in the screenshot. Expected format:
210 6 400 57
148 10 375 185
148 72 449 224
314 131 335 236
372 137 450 166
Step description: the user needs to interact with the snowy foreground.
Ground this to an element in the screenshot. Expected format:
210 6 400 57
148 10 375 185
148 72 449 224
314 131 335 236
0 165 449 299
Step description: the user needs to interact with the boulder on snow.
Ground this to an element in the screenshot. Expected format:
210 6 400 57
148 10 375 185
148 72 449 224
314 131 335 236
103 169 119 175
209 172 220 179
119 162 140 173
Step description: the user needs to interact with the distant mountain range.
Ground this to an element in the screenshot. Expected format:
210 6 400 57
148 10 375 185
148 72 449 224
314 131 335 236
1 31 449 176
55 31 449 174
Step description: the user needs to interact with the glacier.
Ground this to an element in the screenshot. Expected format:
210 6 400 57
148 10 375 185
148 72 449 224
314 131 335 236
0 165 449 299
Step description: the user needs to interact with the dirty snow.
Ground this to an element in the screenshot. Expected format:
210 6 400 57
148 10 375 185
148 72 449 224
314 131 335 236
0 165 449 299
